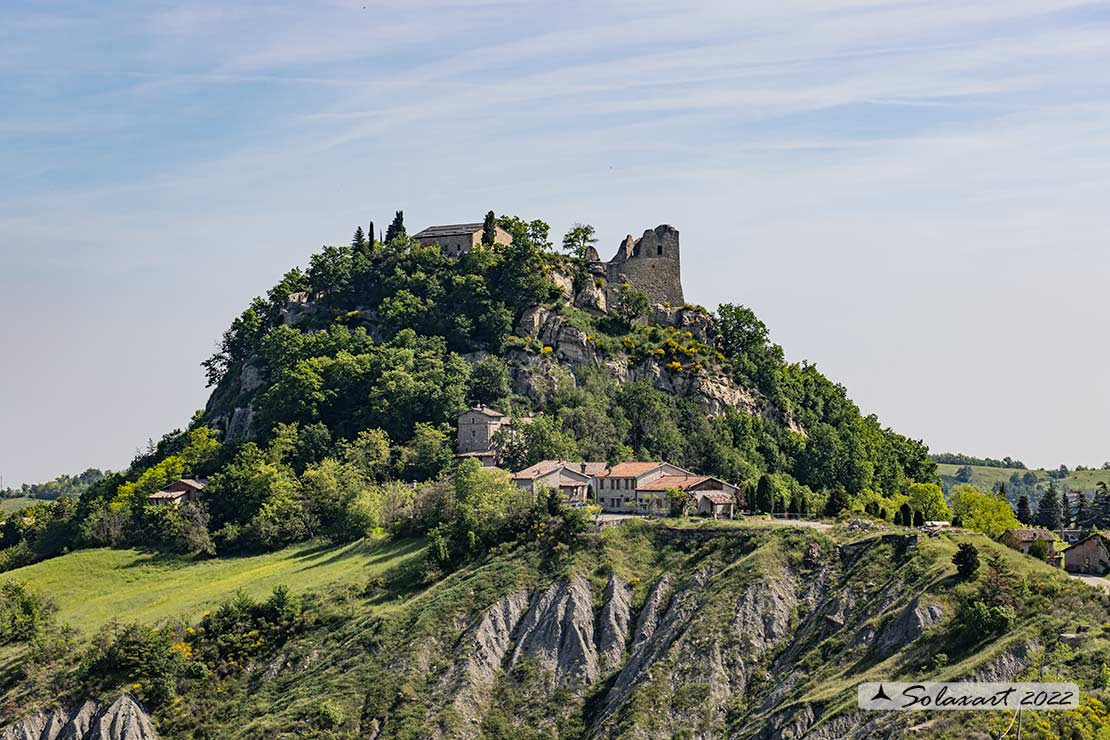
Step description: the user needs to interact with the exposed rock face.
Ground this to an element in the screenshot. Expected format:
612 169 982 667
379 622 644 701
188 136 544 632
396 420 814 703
437 575 632 732
225 404 256 442
872 597 945 657
1 695 157 740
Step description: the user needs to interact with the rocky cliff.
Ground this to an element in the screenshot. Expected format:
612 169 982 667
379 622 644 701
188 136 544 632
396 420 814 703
1 695 157 740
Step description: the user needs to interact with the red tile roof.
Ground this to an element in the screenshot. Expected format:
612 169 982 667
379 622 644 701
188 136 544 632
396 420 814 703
699 492 734 505
596 462 665 478
637 475 711 491
514 461 607 480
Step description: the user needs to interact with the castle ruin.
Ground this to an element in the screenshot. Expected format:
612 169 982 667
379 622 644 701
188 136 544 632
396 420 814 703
415 219 685 307
597 224 683 307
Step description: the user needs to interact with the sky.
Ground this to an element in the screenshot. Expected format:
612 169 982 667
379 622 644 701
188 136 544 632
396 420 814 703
2 1 1110 486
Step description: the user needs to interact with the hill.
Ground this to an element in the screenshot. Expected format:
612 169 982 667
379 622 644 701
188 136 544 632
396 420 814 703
5 520 1110 739
937 462 1110 503
3 537 424 634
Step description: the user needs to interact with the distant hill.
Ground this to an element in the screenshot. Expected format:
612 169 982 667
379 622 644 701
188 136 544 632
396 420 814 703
937 462 1110 506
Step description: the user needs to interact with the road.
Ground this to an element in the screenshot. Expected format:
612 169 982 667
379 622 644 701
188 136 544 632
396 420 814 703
1068 573 1110 592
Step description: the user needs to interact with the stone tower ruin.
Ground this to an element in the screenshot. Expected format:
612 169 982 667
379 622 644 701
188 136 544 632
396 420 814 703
603 224 684 306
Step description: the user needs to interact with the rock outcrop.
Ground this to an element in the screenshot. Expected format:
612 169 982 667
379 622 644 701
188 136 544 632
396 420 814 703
1 695 157 740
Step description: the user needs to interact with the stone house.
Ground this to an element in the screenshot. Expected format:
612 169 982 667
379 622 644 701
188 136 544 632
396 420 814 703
456 407 533 466
148 478 207 506
1064 533 1110 575
1001 528 1062 566
512 460 607 504
593 462 740 515
413 222 512 257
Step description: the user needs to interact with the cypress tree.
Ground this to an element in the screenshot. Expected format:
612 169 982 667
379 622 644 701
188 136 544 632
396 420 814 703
482 210 497 246
385 210 405 243
1076 492 1089 529
1016 494 1032 525
1035 483 1061 531
755 474 774 514
368 221 376 250
1061 490 1072 528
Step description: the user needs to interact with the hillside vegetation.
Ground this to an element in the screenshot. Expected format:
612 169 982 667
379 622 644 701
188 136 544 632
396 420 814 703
4 520 1110 739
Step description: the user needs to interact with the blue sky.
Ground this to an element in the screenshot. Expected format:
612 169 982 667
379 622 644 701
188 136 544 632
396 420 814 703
3 1 1110 485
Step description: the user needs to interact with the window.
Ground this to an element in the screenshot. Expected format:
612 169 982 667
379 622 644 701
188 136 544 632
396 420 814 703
657 244 663 256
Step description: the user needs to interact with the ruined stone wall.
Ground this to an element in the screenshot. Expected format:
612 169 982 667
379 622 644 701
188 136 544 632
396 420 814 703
603 225 684 306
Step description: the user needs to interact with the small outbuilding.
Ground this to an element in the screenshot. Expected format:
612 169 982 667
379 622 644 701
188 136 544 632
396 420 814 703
148 478 207 506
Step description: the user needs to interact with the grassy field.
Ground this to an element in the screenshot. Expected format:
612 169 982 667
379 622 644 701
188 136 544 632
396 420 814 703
3 536 426 634
0 497 39 514
937 462 1110 494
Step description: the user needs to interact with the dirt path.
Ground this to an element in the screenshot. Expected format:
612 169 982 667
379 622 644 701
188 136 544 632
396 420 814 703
1069 573 1110 592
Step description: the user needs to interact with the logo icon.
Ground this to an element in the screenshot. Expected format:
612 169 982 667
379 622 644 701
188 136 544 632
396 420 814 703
870 684 892 702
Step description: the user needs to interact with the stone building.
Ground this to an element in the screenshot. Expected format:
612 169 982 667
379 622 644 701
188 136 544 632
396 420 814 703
593 462 739 515
456 406 532 466
602 225 684 307
148 478 207 506
413 222 512 257
1064 533 1110 575
511 460 608 504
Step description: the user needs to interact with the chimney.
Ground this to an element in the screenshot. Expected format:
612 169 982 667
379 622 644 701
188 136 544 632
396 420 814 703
581 463 587 474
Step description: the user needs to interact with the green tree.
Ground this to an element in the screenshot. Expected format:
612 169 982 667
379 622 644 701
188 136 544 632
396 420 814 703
955 465 973 483
1016 494 1032 525
385 210 406 243
469 356 512 407
1035 483 1061 530
1061 489 1072 528
950 484 1019 537
1076 492 1090 529
482 210 497 247
562 223 598 259
351 226 366 251
397 423 453 482
906 482 950 521
613 284 650 326
754 474 775 514
953 542 980 579
824 485 850 517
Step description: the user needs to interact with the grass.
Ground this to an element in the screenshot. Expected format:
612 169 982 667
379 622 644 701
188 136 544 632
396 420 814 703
3 536 426 635
0 497 39 514
937 462 1110 495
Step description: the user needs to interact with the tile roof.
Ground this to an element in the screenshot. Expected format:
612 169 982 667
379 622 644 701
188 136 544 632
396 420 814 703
464 406 505 418
148 489 188 500
414 223 483 239
698 492 734 505
596 462 665 478
637 475 711 491
513 460 604 481
1008 528 1057 542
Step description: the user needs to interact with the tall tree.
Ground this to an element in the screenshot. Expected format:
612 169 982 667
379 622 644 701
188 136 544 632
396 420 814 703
754 474 775 514
1016 494 1032 525
481 210 497 247
1061 490 1073 528
1095 481 1110 527
1035 482 1061 531
351 226 366 251
368 221 376 250
385 210 406 243
1075 492 1089 529
562 223 598 259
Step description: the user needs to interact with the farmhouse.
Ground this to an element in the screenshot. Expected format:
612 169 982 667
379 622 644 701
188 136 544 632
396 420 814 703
1001 528 1062 567
593 462 740 516
413 222 512 257
512 460 607 504
1064 533 1110 575
148 478 207 506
